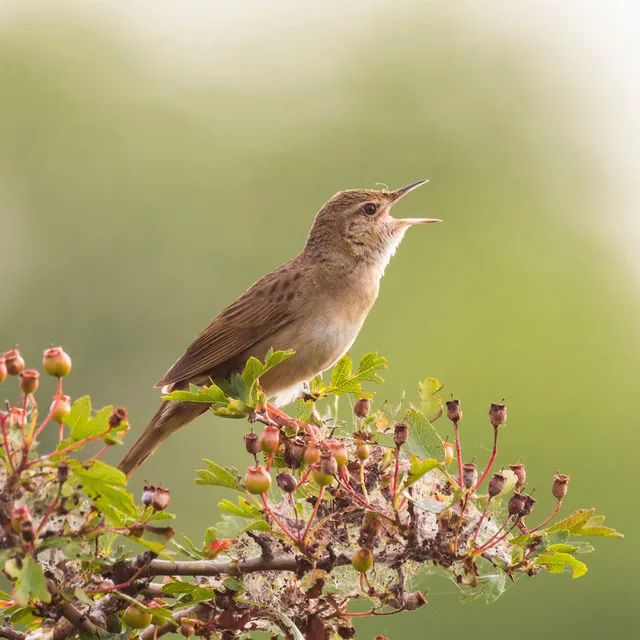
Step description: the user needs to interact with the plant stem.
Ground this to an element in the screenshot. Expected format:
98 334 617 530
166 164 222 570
527 500 562 534
260 493 298 543
360 460 369 503
302 486 324 543
474 425 499 492
453 421 463 490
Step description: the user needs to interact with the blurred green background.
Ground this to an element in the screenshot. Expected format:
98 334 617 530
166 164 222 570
1 1 638 637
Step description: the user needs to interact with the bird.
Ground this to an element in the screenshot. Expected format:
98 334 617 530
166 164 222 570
118 180 440 477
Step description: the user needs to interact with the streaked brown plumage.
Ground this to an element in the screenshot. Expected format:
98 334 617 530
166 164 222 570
118 181 440 477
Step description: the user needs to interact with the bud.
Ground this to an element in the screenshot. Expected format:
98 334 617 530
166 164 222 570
443 441 454 466
244 465 272 494
19 369 39 394
552 473 570 501
258 425 280 454
141 485 155 507
311 463 334 487
489 402 507 428
509 463 526 489
276 472 297 494
393 423 409 447
522 493 536 516
462 462 478 489
42 346 72 377
320 452 338 477
4 349 24 376
353 398 371 418
57 461 70 484
351 547 374 573
508 492 527 517
446 398 462 424
244 432 260 455
50 394 72 423
337 626 356 639
108 407 128 428
487 472 506 498
0 357 7 384
404 591 427 611
284 437 305 468
303 443 321 465
328 441 348 467
355 442 370 461
151 486 170 511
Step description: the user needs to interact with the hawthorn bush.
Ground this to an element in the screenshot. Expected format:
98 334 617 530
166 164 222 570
0 346 621 639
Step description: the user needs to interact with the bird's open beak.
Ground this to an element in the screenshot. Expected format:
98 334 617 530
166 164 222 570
390 179 442 225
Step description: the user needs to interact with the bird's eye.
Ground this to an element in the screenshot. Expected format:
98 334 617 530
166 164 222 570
362 203 377 216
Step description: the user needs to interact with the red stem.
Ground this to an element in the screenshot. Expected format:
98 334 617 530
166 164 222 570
295 466 313 489
1 414 16 474
20 395 28 446
339 468 393 522
392 448 400 499
474 518 520 554
453 422 463 489
302 486 324 542
34 378 63 440
35 486 63 537
34 426 112 463
474 426 499 492
526 500 562 534
260 493 298 542
84 443 110 463
471 501 491 545
266 452 274 472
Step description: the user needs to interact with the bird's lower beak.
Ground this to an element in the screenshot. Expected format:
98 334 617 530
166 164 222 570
390 179 442 225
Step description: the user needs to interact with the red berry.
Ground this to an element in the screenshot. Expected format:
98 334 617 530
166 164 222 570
351 547 373 573
354 398 371 418
4 349 24 376
244 465 272 494
42 346 72 377
151 486 170 511
258 425 280 454
50 395 72 423
122 605 152 629
19 369 39 395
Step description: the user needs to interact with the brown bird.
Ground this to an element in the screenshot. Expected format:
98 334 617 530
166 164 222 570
118 181 440 477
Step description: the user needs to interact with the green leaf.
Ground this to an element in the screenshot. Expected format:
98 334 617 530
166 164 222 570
242 357 265 389
69 460 138 524
263 348 295 373
210 515 269 540
405 408 446 461
356 352 388 383
293 398 315 423
536 551 588 578
14 556 51 605
402 455 441 490
162 581 219 603
418 377 443 422
164 383 228 404
218 497 262 519
194 460 244 491
543 508 623 538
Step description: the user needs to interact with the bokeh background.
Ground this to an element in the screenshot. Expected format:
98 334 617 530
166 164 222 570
1 0 639 637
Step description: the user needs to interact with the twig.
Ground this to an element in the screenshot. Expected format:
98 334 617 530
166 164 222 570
474 425 499 492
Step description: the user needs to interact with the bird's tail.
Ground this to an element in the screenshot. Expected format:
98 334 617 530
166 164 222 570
118 400 208 478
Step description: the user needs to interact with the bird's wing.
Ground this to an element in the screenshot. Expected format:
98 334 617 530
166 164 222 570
155 262 305 388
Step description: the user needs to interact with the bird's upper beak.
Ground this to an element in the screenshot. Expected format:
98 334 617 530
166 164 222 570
389 179 442 225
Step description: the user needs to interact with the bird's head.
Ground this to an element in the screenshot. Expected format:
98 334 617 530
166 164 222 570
305 180 441 272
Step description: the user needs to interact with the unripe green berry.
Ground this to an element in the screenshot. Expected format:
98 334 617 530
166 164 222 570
328 441 348 467
351 547 373 573
42 346 72 377
50 395 72 423
355 442 370 461
311 463 334 487
122 606 152 629
4 349 24 376
259 425 280 454
19 369 39 394
244 465 272 494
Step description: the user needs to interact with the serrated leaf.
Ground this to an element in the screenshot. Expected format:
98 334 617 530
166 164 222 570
402 455 441 490
242 357 266 389
543 508 623 538
356 352 387 383
127 536 166 554
405 408 446 461
162 581 219 603
14 556 51 605
164 384 228 404
211 515 269 540
294 398 315 423
218 497 262 519
195 460 243 491
536 551 588 578
418 377 443 421
547 543 579 554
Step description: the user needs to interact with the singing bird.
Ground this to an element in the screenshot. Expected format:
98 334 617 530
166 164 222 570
118 181 440 477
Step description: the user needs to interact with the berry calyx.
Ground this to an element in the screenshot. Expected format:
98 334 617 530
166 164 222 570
4 349 24 376
19 369 39 394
